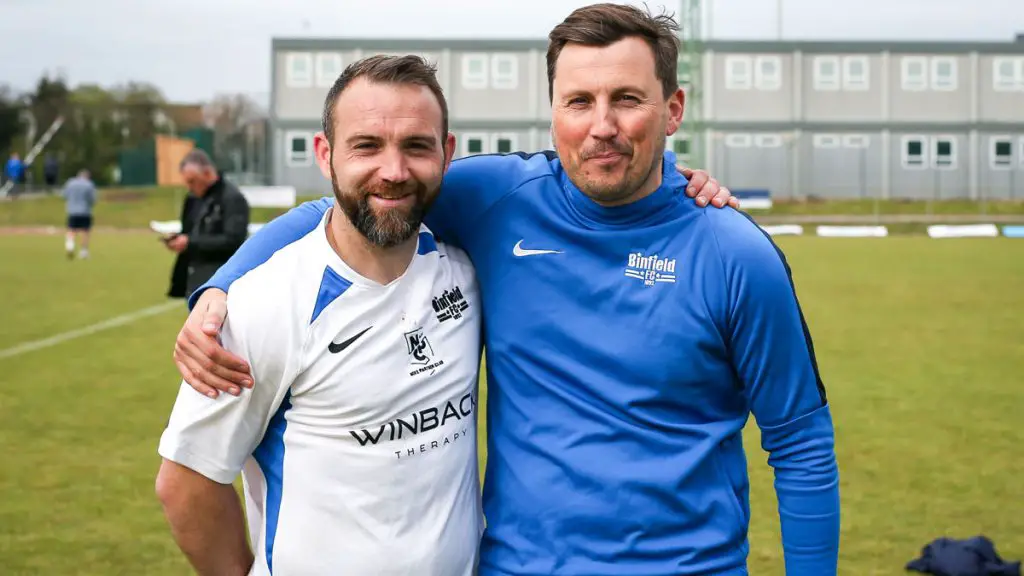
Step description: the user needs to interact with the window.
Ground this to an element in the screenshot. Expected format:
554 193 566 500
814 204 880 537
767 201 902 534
932 137 956 169
315 53 343 88
993 57 1024 91
754 56 782 90
724 133 752 148
462 54 488 89
901 135 927 168
462 132 487 156
754 134 782 148
990 137 1013 169
285 131 312 166
813 134 840 148
491 133 517 154
286 53 313 87
669 134 691 161
725 56 752 90
843 56 869 90
901 57 928 91
842 135 869 149
491 54 519 89
813 56 840 91
931 57 957 91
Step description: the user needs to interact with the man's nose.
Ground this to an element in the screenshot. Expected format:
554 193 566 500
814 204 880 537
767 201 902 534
378 147 411 183
589 101 619 140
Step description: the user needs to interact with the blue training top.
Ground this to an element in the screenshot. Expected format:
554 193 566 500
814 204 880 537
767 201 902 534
193 150 840 575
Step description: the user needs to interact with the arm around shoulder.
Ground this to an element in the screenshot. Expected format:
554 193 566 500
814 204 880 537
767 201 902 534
187 196 332 310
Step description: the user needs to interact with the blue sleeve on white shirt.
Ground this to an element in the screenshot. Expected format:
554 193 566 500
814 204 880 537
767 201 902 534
704 208 841 575
187 197 332 310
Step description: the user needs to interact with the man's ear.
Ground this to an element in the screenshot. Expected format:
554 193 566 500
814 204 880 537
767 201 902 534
313 132 333 180
442 132 457 173
665 87 685 137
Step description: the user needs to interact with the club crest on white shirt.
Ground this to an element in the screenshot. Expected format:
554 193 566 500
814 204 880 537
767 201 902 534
405 327 444 376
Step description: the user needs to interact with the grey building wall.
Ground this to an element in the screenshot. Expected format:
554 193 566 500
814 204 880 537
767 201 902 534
887 131 971 200
269 37 1024 199
802 133 884 199
800 53 886 122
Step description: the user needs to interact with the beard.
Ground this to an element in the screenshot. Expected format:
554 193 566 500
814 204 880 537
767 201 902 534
330 163 433 249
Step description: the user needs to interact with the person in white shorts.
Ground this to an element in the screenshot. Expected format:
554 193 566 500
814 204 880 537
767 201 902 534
154 55 483 576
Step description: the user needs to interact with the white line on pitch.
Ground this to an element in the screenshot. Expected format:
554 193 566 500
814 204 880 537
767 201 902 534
0 301 181 361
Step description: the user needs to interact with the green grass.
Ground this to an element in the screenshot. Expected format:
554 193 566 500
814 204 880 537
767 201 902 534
3 186 1024 230
0 187 300 229
0 233 1021 575
762 197 1024 217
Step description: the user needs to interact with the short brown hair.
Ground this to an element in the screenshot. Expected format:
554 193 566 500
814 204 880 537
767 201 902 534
321 54 449 146
546 3 680 102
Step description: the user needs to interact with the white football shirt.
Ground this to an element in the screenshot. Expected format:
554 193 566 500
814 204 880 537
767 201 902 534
158 210 484 575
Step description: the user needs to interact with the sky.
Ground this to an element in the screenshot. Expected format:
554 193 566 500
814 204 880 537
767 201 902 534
1 0 1021 106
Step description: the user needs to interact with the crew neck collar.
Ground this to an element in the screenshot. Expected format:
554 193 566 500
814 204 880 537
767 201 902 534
559 155 690 227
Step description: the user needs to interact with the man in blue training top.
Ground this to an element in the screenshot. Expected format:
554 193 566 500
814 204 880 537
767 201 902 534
171 4 841 574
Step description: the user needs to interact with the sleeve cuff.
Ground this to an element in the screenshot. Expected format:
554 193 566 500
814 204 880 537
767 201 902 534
158 435 240 485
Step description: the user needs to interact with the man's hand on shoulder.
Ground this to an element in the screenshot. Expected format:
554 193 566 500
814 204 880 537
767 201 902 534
680 167 739 209
174 289 253 398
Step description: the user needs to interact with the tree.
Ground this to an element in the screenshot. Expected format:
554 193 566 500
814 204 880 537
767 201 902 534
204 93 267 174
111 82 167 148
0 85 24 158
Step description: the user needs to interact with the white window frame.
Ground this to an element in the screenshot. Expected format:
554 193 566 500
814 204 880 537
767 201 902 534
461 54 489 89
930 57 957 91
901 57 928 91
931 136 957 170
842 135 870 149
491 133 518 155
989 136 1013 170
843 56 870 91
724 133 752 148
285 131 313 167
461 132 488 157
491 54 519 90
813 56 840 91
993 57 1023 92
314 53 343 88
901 135 928 169
754 56 782 91
725 56 752 90
285 53 313 88
813 134 840 148
754 134 783 148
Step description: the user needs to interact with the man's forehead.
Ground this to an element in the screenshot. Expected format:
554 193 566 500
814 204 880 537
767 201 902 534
554 37 659 89
333 79 442 135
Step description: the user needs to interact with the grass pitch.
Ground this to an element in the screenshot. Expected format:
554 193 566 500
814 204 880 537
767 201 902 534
0 231 1021 575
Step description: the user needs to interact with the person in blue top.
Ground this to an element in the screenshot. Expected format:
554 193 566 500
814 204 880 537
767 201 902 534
171 4 840 575
5 152 25 197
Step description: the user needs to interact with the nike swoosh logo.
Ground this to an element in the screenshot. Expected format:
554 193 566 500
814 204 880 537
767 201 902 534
328 325 372 354
513 239 563 257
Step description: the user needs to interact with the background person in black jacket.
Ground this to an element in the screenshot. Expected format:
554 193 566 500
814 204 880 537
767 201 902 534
165 149 250 300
